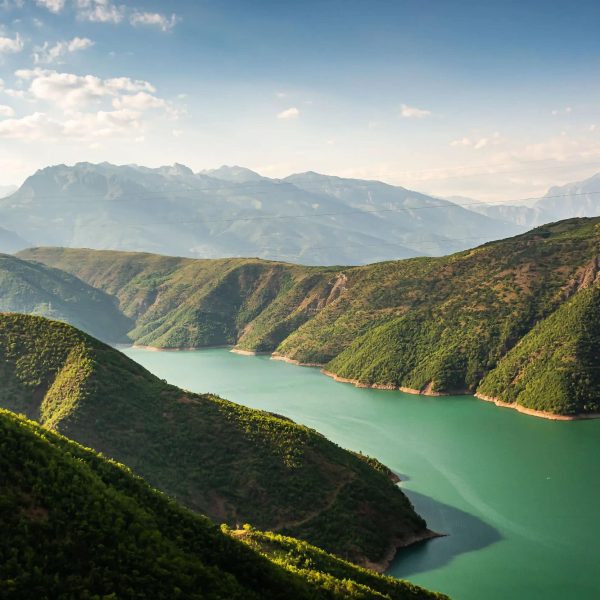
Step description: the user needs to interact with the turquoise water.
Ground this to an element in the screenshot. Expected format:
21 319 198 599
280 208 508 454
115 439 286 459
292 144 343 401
123 347 600 600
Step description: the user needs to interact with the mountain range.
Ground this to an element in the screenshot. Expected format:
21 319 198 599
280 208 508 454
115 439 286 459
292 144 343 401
0 162 523 264
16 216 600 418
472 172 600 228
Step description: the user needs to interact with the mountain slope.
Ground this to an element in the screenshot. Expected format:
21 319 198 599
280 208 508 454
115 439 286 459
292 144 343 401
285 171 521 256
19 248 334 349
0 162 522 264
477 286 600 416
0 313 432 568
0 253 131 342
0 409 447 599
20 217 600 417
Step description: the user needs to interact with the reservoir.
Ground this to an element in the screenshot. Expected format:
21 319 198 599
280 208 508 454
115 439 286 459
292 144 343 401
123 347 600 600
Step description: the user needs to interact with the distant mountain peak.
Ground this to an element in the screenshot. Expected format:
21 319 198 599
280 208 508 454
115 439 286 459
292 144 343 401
285 170 340 181
203 165 264 182
156 163 195 177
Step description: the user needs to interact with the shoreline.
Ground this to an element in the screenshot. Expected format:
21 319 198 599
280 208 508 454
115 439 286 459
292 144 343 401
131 344 232 352
320 369 451 395
366 529 443 573
230 348 271 356
474 393 600 421
127 344 600 421
271 353 323 367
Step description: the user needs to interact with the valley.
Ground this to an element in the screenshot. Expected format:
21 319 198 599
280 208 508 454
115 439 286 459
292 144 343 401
18 216 600 418
1 2 597 598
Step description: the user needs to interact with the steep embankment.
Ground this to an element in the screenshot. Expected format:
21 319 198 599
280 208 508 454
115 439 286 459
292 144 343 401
20 218 600 416
0 313 431 568
0 253 131 342
476 286 600 417
0 409 448 599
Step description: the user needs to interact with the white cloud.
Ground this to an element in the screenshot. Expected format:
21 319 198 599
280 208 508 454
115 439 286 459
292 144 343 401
0 67 174 143
76 0 124 24
551 106 573 116
277 107 299 120
450 137 472 147
112 91 166 110
35 0 65 13
0 108 142 140
0 0 24 9
3 87 27 98
15 68 156 108
0 33 24 54
0 111 60 139
130 11 179 32
400 103 431 119
451 132 502 150
33 37 94 64
0 104 14 117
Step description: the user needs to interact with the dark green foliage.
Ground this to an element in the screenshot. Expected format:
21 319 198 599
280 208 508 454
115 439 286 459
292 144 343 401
478 287 600 414
0 410 446 599
0 313 428 567
233 528 449 600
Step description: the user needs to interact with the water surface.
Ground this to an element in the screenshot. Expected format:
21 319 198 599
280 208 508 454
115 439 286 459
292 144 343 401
123 347 600 600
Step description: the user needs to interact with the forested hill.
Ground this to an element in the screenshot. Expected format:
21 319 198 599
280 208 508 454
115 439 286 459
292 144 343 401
18 217 600 416
0 409 448 599
0 313 431 569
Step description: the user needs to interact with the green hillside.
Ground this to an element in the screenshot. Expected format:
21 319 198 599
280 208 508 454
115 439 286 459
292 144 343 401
0 313 431 568
19 217 600 416
0 409 448 599
0 253 131 342
477 286 600 415
16 247 348 350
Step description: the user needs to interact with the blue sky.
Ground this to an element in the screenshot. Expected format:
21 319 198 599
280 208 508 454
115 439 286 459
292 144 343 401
0 0 599 200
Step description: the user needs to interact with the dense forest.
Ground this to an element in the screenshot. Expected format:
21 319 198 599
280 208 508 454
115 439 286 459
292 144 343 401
0 313 431 568
0 409 448 599
17 217 600 416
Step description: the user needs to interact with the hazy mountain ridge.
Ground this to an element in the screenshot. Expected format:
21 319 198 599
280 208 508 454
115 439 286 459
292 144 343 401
0 253 131 341
0 162 523 264
472 171 600 227
0 227 30 254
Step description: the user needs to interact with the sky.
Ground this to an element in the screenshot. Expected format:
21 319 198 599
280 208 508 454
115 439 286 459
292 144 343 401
0 0 599 201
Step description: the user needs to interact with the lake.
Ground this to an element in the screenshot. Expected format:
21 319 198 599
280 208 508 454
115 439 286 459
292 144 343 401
123 347 600 600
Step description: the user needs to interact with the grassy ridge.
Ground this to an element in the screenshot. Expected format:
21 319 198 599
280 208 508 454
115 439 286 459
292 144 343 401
0 409 448 599
0 313 429 567
232 527 448 599
18 217 600 415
